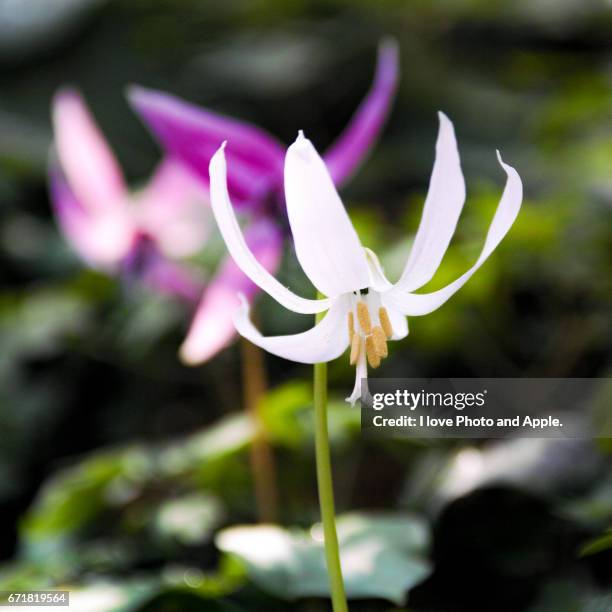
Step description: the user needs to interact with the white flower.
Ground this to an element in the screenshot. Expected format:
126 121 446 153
208 113 523 404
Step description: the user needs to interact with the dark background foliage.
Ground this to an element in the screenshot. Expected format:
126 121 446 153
0 1 611 610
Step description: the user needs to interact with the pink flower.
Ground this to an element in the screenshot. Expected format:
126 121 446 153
49 89 209 303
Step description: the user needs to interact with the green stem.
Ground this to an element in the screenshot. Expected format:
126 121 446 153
314 307 348 612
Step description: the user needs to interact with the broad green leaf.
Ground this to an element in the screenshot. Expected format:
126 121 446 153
580 529 612 557
154 493 223 545
216 512 431 605
260 381 360 448
21 447 152 543
161 555 247 599
59 580 158 612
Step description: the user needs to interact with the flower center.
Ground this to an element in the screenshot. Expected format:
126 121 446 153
348 296 393 369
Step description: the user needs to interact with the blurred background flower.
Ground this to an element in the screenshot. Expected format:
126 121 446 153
0 1 610 611
50 88 208 302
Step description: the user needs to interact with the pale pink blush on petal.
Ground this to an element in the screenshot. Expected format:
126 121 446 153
49 166 134 268
136 157 211 259
52 89 128 215
180 219 283 364
179 271 243 364
140 257 205 304
121 235 204 303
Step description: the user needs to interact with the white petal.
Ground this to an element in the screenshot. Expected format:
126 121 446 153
284 132 370 297
233 294 350 364
209 144 330 314
385 152 522 316
395 112 466 292
382 299 409 340
365 248 393 292
347 349 368 406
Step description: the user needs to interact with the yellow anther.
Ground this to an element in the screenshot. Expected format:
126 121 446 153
348 311 355 343
372 326 388 358
365 336 381 369
379 307 393 339
349 334 361 366
356 301 372 335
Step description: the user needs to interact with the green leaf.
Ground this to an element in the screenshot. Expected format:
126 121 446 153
161 555 247 599
259 381 360 448
63 579 159 612
259 382 312 447
154 493 223 545
215 512 431 605
580 529 612 557
21 447 152 543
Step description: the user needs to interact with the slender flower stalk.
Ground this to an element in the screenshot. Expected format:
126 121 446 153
240 337 278 523
313 299 348 612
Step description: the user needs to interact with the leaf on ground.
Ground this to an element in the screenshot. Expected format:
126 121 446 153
215 512 431 605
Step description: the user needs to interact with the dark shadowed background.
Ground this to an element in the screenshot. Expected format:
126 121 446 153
0 1 611 611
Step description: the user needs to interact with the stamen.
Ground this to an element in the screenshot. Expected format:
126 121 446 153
372 326 388 358
349 334 361 366
379 307 393 339
347 311 355 343
357 302 372 335
365 336 381 368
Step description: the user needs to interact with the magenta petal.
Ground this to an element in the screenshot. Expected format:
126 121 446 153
49 165 133 268
323 39 399 187
127 86 285 209
180 218 283 364
140 258 204 304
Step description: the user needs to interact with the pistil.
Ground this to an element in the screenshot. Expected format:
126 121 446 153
349 334 362 365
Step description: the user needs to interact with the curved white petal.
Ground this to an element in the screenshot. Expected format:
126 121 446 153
381 298 409 340
395 112 466 292
385 152 522 316
365 248 394 292
233 294 350 364
209 144 330 314
284 132 369 297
